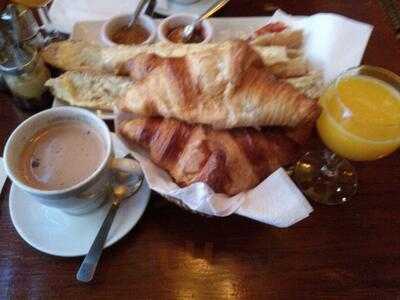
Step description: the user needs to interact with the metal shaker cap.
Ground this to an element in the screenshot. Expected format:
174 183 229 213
1 4 40 42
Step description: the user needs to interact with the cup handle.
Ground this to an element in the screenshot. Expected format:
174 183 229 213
109 157 142 175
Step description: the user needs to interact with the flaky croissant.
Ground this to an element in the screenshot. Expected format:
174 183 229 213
119 117 311 195
119 40 320 129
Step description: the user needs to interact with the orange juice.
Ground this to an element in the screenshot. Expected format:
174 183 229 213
11 0 51 8
317 72 400 161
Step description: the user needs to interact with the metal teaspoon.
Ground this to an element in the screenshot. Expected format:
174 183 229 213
127 0 150 29
76 175 143 283
181 0 231 42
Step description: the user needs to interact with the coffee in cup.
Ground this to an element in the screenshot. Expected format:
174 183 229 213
18 120 107 191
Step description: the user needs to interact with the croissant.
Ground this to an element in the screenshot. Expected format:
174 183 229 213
45 69 323 111
118 117 311 196
119 40 320 129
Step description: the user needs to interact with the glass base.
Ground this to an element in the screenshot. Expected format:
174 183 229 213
293 150 358 205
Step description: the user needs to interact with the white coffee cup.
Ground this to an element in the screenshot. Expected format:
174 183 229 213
4 107 140 215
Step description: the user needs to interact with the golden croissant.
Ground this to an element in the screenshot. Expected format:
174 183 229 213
118 117 312 196
119 40 320 129
45 70 323 112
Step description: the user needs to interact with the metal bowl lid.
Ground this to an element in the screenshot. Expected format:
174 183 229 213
1 4 40 42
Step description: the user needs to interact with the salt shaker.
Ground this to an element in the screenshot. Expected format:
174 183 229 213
0 5 51 111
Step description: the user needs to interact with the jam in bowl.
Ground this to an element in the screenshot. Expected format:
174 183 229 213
158 13 213 44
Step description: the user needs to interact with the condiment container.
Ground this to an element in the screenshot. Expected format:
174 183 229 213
101 14 156 46
0 44 51 111
158 13 213 44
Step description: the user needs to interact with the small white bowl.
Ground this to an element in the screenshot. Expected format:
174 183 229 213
158 13 213 44
101 14 156 46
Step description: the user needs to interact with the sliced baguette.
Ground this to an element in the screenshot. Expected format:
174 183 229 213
41 40 290 73
45 71 132 111
269 56 309 78
286 71 324 99
249 29 304 49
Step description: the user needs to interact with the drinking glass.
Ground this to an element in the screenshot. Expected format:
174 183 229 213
293 150 357 205
317 66 400 161
293 66 400 205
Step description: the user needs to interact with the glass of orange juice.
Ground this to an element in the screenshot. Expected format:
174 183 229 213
317 65 400 161
294 66 400 205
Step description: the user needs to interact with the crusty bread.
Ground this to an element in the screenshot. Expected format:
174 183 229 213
286 71 324 99
269 56 309 78
119 116 307 195
42 40 291 73
45 71 132 111
248 22 304 49
249 29 303 48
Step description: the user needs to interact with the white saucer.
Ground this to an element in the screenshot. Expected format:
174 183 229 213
8 134 151 257
155 0 218 16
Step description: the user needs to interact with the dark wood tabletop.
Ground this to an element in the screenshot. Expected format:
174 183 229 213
1 0 400 299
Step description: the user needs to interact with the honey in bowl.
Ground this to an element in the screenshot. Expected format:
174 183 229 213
111 23 149 45
317 66 400 161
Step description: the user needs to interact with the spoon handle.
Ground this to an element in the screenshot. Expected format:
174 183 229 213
76 201 120 283
198 0 230 22
128 0 150 28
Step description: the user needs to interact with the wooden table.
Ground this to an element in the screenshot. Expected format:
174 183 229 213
1 0 400 298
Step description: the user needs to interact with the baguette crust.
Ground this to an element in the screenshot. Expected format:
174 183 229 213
42 40 291 74
248 22 304 49
249 29 304 48
269 56 309 78
45 71 131 111
286 71 324 99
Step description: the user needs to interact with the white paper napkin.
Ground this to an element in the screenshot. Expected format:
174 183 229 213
236 169 313 227
114 137 313 227
49 0 150 33
270 10 373 84
0 158 7 195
